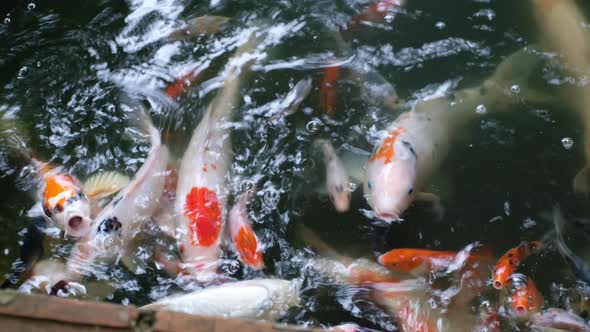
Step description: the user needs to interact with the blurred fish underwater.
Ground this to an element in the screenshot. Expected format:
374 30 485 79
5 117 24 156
2 0 590 331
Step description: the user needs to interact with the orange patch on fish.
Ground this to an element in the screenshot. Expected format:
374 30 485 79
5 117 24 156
378 248 456 273
370 127 406 164
166 71 200 98
43 174 77 210
511 279 543 317
184 187 222 247
319 65 340 116
233 224 264 270
492 241 542 290
349 268 399 284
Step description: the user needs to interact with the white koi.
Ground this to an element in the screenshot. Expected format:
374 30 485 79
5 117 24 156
315 139 351 213
140 279 301 321
228 189 264 270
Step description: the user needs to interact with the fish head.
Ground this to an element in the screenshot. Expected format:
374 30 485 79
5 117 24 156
51 196 92 238
327 181 351 213
378 249 423 272
364 136 417 221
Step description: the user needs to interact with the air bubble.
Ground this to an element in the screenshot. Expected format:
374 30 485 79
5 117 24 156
4 17 10 24
475 104 487 114
510 85 520 94
348 182 357 192
27 2 36 10
306 120 321 133
17 66 28 79
435 21 446 29
240 180 254 192
263 189 280 207
561 137 574 150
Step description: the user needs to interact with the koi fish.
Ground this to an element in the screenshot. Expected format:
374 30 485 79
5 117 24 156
319 65 340 117
315 139 351 213
364 45 549 221
140 279 301 321
370 281 437 332
511 278 543 318
63 108 170 279
552 205 590 285
267 77 313 121
492 241 542 290
531 308 590 332
174 29 264 276
299 225 401 284
378 244 492 276
229 189 264 270
165 16 230 98
3 122 129 237
347 0 405 32
529 0 590 195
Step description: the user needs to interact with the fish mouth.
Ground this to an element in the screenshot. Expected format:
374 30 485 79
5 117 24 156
375 212 399 222
514 305 527 317
68 216 83 230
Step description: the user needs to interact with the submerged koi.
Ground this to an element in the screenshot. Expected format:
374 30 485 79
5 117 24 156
165 70 201 98
492 241 542 290
315 139 351 212
511 278 544 317
319 65 340 116
347 0 404 31
229 190 264 270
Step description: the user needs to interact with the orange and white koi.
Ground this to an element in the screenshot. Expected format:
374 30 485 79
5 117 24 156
33 162 92 238
378 245 492 276
229 189 264 270
511 278 544 318
315 139 351 212
174 29 263 276
364 44 550 221
492 241 541 290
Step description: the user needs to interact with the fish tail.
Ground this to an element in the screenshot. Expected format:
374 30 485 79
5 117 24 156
552 205 579 265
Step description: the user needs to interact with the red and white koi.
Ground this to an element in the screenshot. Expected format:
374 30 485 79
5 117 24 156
174 30 264 276
315 139 351 213
229 189 264 270
347 0 405 32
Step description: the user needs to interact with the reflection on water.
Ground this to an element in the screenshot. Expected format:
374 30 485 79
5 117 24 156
1 0 590 331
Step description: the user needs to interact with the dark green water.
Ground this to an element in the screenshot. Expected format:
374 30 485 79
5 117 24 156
2 0 590 330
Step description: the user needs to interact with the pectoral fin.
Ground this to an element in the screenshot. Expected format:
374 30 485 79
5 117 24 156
84 171 131 201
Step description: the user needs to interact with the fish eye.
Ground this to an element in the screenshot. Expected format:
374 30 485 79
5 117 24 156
407 188 414 195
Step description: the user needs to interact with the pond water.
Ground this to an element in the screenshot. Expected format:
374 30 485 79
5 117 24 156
2 0 590 331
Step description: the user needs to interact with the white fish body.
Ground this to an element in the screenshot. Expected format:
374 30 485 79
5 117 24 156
65 110 170 277
140 279 301 321
529 0 590 194
364 46 549 221
315 139 351 212
175 30 263 275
